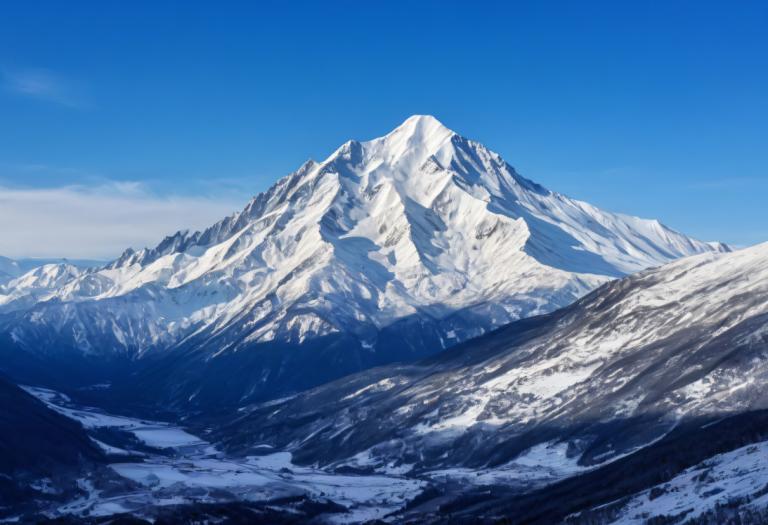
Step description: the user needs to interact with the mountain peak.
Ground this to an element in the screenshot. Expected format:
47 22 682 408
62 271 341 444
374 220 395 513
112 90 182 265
397 114 449 129
0 117 733 413
360 115 456 168
387 114 454 140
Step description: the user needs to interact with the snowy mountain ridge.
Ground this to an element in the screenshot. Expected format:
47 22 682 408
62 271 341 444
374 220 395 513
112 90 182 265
0 116 729 405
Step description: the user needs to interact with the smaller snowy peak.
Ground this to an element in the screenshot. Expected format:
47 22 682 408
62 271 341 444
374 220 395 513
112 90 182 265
0 263 84 312
706 240 732 252
0 256 99 286
19 262 82 284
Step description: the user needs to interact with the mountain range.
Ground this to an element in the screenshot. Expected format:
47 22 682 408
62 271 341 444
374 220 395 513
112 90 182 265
0 115 728 412
3 116 766 524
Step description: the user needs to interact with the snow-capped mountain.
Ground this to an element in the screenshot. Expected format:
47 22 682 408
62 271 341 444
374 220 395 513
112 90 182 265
0 256 100 286
0 116 728 407
219 242 768 471
0 263 84 313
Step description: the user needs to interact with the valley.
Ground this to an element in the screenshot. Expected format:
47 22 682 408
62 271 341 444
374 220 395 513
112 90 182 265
14 386 425 524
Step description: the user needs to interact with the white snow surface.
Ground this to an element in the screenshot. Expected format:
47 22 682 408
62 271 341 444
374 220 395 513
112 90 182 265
21 386 205 448
426 441 586 487
0 115 727 357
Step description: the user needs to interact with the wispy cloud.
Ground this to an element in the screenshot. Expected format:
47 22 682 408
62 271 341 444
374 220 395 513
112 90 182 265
685 177 767 191
0 182 246 259
2 68 88 108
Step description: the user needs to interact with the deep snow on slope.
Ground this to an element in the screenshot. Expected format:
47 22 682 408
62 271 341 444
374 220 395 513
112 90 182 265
218 242 768 473
0 116 729 405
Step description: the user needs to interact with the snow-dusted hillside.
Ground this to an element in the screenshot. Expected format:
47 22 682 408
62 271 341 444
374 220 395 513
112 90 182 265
219 242 768 474
0 116 728 405
590 439 768 524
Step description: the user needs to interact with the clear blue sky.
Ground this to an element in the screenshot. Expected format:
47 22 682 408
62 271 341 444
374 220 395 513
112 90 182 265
0 1 766 257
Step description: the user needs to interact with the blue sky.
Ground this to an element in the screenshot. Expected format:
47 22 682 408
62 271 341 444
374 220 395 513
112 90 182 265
0 1 766 258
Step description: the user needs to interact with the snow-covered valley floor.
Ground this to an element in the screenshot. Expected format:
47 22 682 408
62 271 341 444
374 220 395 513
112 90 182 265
23 386 768 524
11 387 649 523
15 386 768 524
21 386 425 523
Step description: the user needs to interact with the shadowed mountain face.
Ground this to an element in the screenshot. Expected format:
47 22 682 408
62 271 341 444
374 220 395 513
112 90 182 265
397 410 768 524
0 376 103 511
0 116 727 410
216 243 768 477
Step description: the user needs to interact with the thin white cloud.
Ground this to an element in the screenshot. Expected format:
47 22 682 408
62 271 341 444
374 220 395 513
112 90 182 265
0 182 246 259
2 68 87 108
685 177 767 191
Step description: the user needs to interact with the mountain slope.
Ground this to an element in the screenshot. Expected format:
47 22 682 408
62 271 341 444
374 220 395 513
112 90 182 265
0 376 104 515
421 410 768 524
217 242 768 476
0 116 728 407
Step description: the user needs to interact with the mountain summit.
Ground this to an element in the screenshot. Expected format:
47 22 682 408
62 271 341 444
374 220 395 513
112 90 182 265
0 116 728 409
